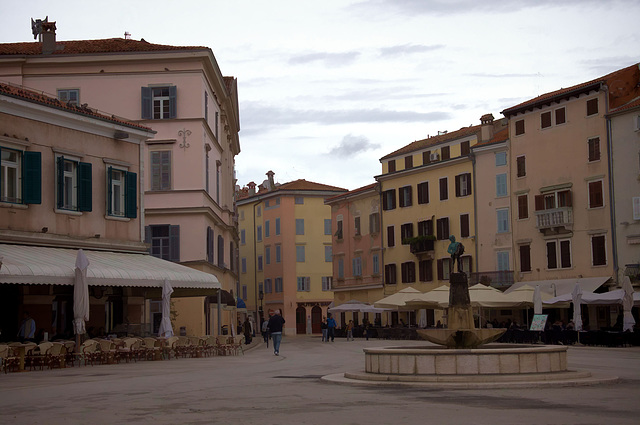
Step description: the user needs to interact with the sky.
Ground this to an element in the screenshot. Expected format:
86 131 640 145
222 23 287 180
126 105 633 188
1 0 639 191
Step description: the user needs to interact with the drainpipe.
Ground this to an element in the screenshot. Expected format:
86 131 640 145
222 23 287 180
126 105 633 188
604 84 619 284
471 151 478 279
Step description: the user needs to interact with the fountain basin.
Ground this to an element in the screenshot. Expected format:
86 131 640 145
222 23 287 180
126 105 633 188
416 328 506 349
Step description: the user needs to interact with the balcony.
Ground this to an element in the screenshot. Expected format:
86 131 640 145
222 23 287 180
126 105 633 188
469 271 514 289
535 207 573 232
405 236 435 256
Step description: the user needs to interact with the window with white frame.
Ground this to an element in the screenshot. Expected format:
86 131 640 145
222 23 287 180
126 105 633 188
546 239 572 269
297 277 310 292
0 147 40 204
352 257 362 277
497 208 509 233
588 180 604 208
495 151 507 166
56 155 92 212
107 166 137 218
275 277 283 293
141 86 176 120
322 276 332 291
591 234 606 266
146 224 180 262
57 89 79 106
497 251 510 271
150 151 171 190
369 212 380 234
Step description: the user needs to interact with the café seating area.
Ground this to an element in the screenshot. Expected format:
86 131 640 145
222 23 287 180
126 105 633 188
0 335 245 374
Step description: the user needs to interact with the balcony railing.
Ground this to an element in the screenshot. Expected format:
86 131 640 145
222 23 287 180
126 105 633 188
469 271 514 289
535 207 573 231
409 238 435 255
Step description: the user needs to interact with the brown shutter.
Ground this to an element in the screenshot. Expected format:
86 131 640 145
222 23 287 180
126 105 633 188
455 175 461 197
466 173 472 195
535 194 545 211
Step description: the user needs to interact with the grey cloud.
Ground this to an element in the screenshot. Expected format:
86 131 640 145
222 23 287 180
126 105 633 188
289 51 361 67
327 134 381 157
379 44 445 57
466 72 541 78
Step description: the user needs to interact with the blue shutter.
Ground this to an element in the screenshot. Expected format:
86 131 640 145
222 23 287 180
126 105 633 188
125 171 137 218
169 225 180 262
169 86 177 119
56 156 64 208
22 151 41 204
107 166 113 215
141 87 152 119
77 162 92 212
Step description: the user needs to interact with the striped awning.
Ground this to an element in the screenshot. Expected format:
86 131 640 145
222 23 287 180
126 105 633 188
0 244 219 289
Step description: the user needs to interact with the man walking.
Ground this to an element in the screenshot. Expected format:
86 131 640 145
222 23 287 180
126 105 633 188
268 310 285 355
326 313 337 342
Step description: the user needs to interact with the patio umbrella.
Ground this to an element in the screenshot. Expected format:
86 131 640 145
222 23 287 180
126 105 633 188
622 276 636 332
158 279 174 338
534 285 543 315
374 287 422 309
418 309 427 328
73 249 90 345
571 283 583 331
404 285 450 308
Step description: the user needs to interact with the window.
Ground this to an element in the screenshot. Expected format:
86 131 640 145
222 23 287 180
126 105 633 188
541 111 552 129
497 208 509 233
461 141 470 156
322 277 332 291
257 225 262 242
57 89 79 105
519 245 531 272
436 217 449 240
146 224 180 262
257 255 263 271
495 152 507 166
296 245 305 262
150 151 171 190
591 235 606 266
240 229 246 245
338 258 344 279
441 146 450 160
460 214 470 238
399 185 412 207
387 225 395 247
276 245 281 263
401 261 416 283
297 277 310 292
325 245 332 262
354 216 361 236
497 251 509 271
241 258 247 274
295 196 304 204
401 223 413 243
265 220 270 238
385 264 397 285
455 173 471 197
141 86 176 120
634 197 640 220
387 159 396 173
206 226 214 263
336 217 343 239
107 167 136 218
372 254 380 275
256 205 261 217
204 91 208 122
437 258 451 281
547 239 572 269
369 212 380 234
517 194 528 219
275 277 283 293
296 218 305 235
242 285 247 300
275 218 281 235
418 219 433 237
417 182 429 204
555 107 566 125
217 235 224 267
588 180 604 208
324 218 332 235
352 257 362 277
587 98 598 116
56 156 92 211
515 119 525 135
264 278 271 293
516 156 526 178
0 147 41 204
405 155 413 169
588 138 600 162
419 260 433 282
535 189 572 211
265 246 271 265
422 150 431 165
382 189 396 210
495 173 508 197
439 177 448 201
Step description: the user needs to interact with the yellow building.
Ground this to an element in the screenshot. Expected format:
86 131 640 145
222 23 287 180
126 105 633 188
237 172 346 334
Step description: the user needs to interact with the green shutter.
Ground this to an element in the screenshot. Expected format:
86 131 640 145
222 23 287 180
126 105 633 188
107 166 113 215
169 86 177 119
22 151 42 204
125 171 137 218
141 87 152 119
56 156 64 209
77 161 92 212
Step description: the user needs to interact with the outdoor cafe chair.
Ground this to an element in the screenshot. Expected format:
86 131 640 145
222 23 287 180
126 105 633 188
188 336 205 358
46 342 67 369
162 336 179 360
75 339 100 366
202 336 216 357
215 336 232 356
142 337 162 361
28 342 53 371
0 344 20 373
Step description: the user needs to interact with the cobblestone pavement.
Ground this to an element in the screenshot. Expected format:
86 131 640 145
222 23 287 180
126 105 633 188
1 336 639 425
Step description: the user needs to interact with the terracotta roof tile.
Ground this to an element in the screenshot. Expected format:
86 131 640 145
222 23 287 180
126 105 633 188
380 125 481 161
276 179 347 192
472 127 509 148
0 82 152 132
0 38 207 56
325 182 378 203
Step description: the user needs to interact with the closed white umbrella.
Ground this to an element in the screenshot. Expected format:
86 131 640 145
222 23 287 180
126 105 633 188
534 285 543 315
418 309 428 328
73 249 90 343
622 277 636 332
571 284 583 331
158 279 174 337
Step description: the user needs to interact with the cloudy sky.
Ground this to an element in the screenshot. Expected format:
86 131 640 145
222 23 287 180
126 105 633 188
1 0 639 191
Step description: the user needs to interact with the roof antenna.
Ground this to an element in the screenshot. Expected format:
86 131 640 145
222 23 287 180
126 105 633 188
124 31 131 40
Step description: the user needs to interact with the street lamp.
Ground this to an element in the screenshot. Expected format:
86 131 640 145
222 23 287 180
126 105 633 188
259 290 264 321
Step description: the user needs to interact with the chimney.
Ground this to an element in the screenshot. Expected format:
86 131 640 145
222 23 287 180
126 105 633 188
266 170 275 190
247 182 256 196
480 113 495 142
41 21 57 54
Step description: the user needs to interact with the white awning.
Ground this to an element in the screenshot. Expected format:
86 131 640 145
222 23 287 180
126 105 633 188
504 277 610 297
0 244 219 289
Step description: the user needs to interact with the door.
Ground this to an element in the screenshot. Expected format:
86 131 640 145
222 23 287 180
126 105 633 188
311 305 322 333
296 306 306 334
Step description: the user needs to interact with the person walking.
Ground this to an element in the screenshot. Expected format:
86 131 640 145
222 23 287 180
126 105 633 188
261 317 269 345
18 311 36 342
243 317 252 345
326 313 337 342
321 317 328 342
268 310 285 355
346 320 354 341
